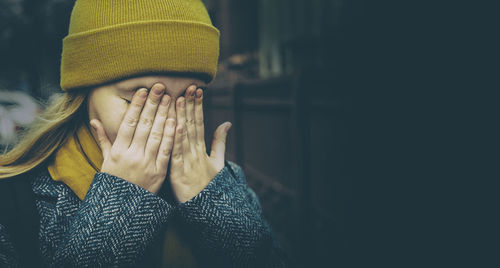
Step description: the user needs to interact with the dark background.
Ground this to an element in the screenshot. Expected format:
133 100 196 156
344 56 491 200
0 0 496 267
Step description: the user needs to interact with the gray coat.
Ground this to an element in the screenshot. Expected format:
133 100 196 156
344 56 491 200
0 161 287 267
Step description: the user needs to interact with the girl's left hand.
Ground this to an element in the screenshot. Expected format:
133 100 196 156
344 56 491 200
169 85 232 203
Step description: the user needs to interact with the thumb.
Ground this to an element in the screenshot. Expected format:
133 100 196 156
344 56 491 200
209 122 232 163
89 119 111 156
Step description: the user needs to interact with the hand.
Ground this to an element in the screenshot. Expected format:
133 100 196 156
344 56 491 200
169 85 232 203
90 83 176 194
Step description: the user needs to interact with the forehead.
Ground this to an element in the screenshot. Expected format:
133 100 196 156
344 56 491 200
115 75 206 92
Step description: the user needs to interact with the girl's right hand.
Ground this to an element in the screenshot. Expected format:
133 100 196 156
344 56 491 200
89 83 176 195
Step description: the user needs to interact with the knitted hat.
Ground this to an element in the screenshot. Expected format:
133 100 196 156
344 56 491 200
60 0 220 91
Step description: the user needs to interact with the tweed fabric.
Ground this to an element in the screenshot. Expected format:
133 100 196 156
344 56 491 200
0 161 287 267
178 163 285 267
0 227 18 266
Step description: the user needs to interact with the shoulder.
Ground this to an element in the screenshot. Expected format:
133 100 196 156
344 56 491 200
0 168 36 198
0 163 48 184
0 164 53 218
0 164 52 193
0 163 47 191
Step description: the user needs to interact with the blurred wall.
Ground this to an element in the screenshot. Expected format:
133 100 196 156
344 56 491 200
0 0 73 99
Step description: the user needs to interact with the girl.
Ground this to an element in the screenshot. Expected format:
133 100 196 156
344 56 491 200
0 0 286 267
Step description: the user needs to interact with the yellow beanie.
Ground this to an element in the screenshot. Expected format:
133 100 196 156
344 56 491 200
60 0 220 91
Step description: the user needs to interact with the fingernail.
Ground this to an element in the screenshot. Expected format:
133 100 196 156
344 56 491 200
153 86 164 96
161 95 170 105
138 89 147 98
225 122 232 132
196 89 203 98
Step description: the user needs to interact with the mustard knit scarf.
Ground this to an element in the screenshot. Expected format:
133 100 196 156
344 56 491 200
47 123 197 267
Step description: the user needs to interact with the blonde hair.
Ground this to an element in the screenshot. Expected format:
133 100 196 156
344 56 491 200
0 89 89 179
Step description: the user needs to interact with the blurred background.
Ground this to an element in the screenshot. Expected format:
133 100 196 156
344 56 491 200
3 0 493 267
0 0 366 266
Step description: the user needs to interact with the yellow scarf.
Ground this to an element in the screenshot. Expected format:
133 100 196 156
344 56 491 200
47 123 197 267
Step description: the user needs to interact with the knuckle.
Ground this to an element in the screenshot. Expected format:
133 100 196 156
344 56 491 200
140 118 153 128
165 139 174 148
131 100 143 109
172 150 182 159
124 116 138 127
149 130 163 140
161 146 172 156
148 97 160 106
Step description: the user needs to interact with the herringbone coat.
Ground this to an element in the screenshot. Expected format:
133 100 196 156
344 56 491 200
0 161 287 267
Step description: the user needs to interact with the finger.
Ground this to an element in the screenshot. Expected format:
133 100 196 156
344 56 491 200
90 119 111 156
114 88 148 149
145 93 171 160
156 117 176 171
194 88 206 152
130 83 165 152
181 119 193 173
209 122 232 163
176 96 192 161
170 121 185 178
185 85 198 154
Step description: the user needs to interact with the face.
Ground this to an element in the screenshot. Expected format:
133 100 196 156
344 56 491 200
87 74 206 144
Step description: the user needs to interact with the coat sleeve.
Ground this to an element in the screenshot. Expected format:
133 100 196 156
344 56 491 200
176 161 289 267
50 172 175 267
0 224 20 267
